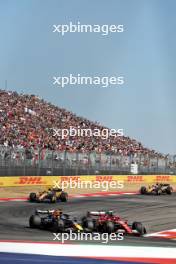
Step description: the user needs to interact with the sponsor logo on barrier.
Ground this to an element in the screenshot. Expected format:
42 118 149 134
155 175 172 182
95 176 113 182
60 176 81 182
127 175 143 183
15 176 46 185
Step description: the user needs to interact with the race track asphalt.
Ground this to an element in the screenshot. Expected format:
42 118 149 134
0 194 176 247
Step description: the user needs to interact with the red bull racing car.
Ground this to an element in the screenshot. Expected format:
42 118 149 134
29 209 83 232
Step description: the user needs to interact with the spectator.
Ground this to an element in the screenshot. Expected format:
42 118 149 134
0 89 163 160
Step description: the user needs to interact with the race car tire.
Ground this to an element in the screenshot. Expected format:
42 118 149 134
52 219 65 232
156 190 161 195
86 220 94 231
132 221 146 235
29 192 37 202
84 220 94 231
59 192 68 202
103 221 115 234
29 215 41 228
140 187 147 195
166 186 172 195
82 217 96 231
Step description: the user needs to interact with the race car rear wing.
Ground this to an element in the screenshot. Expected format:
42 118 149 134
52 188 62 192
35 209 54 214
87 211 114 216
88 211 106 216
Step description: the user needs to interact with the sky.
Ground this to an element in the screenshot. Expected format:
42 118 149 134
0 0 176 154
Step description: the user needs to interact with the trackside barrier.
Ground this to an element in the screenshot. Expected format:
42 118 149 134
0 175 175 187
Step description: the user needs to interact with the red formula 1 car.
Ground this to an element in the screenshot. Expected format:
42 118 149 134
82 211 146 236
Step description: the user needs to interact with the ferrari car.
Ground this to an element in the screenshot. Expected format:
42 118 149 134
140 183 173 195
81 211 146 236
29 187 68 203
29 209 83 232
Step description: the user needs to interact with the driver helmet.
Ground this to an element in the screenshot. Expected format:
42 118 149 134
53 209 62 218
106 211 113 216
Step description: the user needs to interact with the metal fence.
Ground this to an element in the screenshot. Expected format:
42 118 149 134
0 145 175 176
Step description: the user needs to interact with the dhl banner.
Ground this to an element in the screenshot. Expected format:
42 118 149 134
0 175 175 187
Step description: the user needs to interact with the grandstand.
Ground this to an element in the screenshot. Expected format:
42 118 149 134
0 89 175 175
